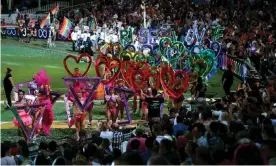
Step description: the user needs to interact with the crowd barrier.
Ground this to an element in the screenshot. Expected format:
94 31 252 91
4 27 72 41
218 53 252 80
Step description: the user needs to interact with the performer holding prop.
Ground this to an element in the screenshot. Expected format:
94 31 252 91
140 86 152 120
103 88 120 125
33 70 54 136
171 75 185 112
83 85 97 126
13 90 33 135
116 79 127 120
68 86 87 141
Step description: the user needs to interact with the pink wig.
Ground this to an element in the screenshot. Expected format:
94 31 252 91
33 70 51 88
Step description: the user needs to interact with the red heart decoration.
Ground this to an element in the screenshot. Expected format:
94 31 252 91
95 56 122 84
121 61 135 87
130 70 148 92
147 66 160 90
63 53 92 77
149 73 160 90
160 66 189 99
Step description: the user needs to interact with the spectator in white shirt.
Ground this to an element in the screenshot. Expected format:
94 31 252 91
100 122 114 144
1 143 16 165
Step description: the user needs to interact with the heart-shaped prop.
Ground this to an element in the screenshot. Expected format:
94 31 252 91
63 53 92 77
95 56 122 84
130 70 148 92
98 43 123 57
188 49 216 78
160 66 189 99
121 61 135 87
119 50 133 61
149 67 160 89
159 37 186 69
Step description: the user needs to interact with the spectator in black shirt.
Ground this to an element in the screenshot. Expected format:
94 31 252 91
48 141 62 161
3 68 14 109
222 64 234 96
195 77 207 103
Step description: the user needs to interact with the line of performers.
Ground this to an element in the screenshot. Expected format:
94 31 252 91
13 66 187 141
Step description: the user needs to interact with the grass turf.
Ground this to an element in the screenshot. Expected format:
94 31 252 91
1 38 239 142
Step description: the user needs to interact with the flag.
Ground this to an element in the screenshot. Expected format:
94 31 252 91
89 20 96 31
59 17 72 38
40 13 50 29
51 4 59 15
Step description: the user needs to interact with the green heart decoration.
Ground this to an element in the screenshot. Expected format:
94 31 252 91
159 37 186 69
188 49 216 78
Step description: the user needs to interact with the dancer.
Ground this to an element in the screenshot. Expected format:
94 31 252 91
83 85 97 126
140 86 152 120
116 79 127 120
18 20 25 42
188 69 199 98
172 75 185 112
13 90 33 135
68 88 87 141
104 88 120 124
33 70 54 136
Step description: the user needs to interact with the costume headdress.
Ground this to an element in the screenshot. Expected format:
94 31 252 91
33 70 51 88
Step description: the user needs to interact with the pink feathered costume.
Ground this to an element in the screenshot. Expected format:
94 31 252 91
13 103 33 127
33 70 54 136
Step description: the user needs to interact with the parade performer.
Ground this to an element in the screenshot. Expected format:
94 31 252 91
140 86 152 120
68 86 87 141
26 24 32 43
33 70 54 136
116 79 127 120
13 90 33 135
18 19 25 42
71 27 78 51
171 75 185 112
103 88 120 124
83 84 97 126
188 69 199 98
29 20 37 42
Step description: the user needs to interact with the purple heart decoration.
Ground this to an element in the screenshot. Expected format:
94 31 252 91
11 104 47 143
104 85 134 125
63 77 101 112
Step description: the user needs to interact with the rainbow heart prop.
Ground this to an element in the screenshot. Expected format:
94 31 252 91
160 66 189 99
63 53 92 77
188 49 216 78
95 56 122 84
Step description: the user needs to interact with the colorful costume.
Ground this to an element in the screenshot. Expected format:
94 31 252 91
33 70 54 136
13 103 33 127
105 94 119 115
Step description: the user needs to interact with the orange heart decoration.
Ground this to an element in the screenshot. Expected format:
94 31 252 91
63 53 92 77
160 66 189 99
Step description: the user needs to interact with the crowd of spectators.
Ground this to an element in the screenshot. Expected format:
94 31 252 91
2 0 276 165
2 88 276 165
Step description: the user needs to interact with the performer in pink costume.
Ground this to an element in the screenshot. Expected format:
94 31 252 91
104 88 120 124
33 70 54 136
13 90 33 129
68 85 87 141
116 79 128 120
82 84 97 126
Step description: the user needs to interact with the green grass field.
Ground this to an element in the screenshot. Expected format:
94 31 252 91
0 38 239 143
